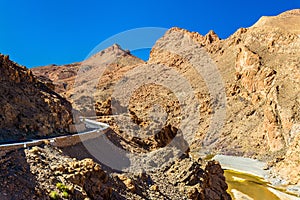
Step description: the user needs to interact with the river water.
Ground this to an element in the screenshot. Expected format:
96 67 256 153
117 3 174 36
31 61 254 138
224 169 299 200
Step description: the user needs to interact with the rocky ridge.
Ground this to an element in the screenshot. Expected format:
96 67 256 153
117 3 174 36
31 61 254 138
0 54 75 142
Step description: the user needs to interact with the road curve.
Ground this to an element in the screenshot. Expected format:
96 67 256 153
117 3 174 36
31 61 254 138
0 117 110 150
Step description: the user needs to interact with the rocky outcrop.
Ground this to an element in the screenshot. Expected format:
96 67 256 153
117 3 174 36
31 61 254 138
0 54 75 142
0 145 112 200
223 9 299 155
0 148 39 199
52 158 111 199
234 46 285 151
273 130 300 185
31 63 80 95
166 157 231 200
144 9 300 158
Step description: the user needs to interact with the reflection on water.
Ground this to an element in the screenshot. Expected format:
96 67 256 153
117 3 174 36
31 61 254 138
225 170 280 200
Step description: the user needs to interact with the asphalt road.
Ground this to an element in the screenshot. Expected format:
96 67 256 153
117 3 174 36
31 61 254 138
0 117 110 148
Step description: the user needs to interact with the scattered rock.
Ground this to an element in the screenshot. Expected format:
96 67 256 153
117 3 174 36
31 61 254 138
149 184 159 191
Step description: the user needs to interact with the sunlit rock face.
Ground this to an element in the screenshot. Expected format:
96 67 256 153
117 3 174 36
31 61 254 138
0 54 74 141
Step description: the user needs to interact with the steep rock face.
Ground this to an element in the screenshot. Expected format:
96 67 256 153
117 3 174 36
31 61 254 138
216 9 300 156
234 46 285 151
273 130 300 185
147 9 300 156
0 54 74 142
147 9 300 184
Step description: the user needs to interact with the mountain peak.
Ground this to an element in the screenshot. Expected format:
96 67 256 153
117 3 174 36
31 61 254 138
204 30 220 44
278 9 300 17
252 9 300 35
149 27 220 62
167 27 205 42
108 43 126 51
88 43 130 60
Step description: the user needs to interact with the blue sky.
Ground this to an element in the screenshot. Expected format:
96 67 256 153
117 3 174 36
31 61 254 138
0 0 299 68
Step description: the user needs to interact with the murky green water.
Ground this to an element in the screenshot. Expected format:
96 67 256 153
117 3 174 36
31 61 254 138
201 153 298 199
225 170 281 200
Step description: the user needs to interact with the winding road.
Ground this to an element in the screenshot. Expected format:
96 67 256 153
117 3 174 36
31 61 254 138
0 117 110 150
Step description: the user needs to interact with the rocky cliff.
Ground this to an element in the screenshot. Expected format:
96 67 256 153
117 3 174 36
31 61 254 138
0 54 75 142
147 9 300 157
147 9 300 184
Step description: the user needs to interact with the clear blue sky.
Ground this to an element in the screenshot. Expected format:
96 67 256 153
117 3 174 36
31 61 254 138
0 0 299 68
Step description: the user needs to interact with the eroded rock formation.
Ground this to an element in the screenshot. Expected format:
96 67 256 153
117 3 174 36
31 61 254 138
0 54 75 142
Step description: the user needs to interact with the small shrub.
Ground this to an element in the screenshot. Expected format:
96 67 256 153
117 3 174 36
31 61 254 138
62 191 69 198
56 182 67 191
49 191 59 199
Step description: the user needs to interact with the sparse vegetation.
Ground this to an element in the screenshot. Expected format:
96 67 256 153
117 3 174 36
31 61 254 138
56 182 68 191
62 191 69 198
49 191 59 199
55 182 70 199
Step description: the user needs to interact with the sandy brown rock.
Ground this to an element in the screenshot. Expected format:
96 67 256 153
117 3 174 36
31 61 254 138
0 144 231 200
166 157 231 200
136 9 299 185
0 54 75 142
0 145 112 200
273 130 300 185
146 9 300 158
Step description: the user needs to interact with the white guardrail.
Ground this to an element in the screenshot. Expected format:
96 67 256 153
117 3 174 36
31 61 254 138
0 117 110 151
80 117 110 129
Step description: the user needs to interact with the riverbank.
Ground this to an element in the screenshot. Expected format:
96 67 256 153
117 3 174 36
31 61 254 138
213 155 268 178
